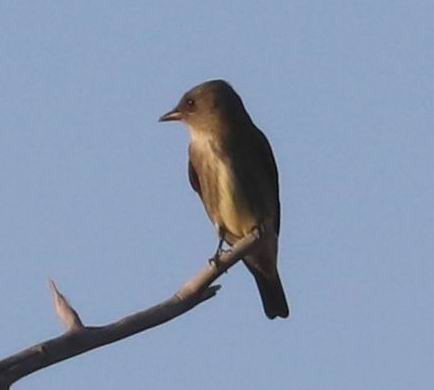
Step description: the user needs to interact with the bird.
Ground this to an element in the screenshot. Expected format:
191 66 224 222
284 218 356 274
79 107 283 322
159 79 289 319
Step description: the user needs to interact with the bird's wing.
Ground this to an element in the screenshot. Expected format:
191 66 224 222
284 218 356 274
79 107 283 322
251 128 281 235
188 144 202 197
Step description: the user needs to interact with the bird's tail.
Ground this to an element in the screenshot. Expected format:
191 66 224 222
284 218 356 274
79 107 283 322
244 259 290 319
254 268 289 319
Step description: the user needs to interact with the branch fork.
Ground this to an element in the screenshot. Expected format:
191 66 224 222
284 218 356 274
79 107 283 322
0 231 261 389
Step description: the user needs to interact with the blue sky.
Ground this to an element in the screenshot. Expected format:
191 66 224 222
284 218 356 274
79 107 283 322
1 1 433 389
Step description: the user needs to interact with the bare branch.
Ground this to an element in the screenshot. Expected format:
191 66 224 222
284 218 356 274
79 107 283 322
0 231 260 388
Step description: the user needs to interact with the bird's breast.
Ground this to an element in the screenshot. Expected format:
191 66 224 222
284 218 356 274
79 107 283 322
192 136 257 238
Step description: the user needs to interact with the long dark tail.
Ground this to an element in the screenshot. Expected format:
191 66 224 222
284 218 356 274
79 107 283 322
244 260 289 319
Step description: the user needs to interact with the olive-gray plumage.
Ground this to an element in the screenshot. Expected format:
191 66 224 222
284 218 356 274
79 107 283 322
160 80 289 319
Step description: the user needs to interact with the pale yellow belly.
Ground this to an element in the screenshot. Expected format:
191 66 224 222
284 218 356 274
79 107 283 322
215 159 257 237
190 133 259 239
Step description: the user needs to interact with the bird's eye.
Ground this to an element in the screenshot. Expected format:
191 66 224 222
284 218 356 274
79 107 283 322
186 99 195 107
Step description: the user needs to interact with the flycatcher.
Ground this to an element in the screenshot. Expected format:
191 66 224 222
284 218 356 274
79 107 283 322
159 80 289 319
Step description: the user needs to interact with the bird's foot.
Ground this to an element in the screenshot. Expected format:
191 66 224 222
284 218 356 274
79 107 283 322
208 235 227 268
208 248 231 269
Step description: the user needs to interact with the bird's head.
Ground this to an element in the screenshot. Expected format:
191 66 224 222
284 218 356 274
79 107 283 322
159 79 249 130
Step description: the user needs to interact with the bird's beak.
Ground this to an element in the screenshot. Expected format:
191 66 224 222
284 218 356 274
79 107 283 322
159 108 183 122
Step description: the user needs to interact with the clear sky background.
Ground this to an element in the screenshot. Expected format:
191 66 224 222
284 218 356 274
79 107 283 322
1 1 433 389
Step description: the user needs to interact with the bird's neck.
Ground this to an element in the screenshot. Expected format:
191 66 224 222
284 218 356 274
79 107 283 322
188 126 222 151
188 115 252 147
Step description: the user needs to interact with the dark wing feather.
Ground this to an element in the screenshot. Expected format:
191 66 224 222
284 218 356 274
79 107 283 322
251 128 281 235
188 145 202 197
